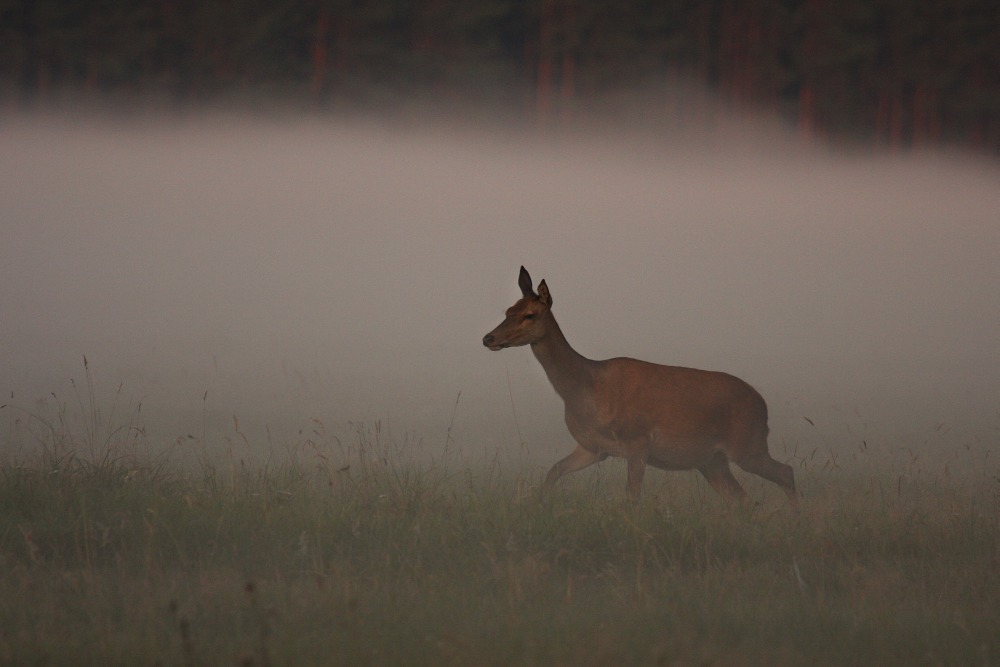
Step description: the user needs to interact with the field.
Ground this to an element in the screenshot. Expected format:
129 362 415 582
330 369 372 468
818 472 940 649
1 397 998 667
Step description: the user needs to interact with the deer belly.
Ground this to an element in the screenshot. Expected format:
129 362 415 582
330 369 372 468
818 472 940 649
647 431 721 469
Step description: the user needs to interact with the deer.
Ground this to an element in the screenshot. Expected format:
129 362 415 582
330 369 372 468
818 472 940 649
482 266 797 508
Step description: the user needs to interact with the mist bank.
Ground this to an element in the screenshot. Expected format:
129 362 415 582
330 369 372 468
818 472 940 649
2 111 998 471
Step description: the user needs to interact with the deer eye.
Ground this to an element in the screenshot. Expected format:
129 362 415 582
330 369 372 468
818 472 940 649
523 313 536 321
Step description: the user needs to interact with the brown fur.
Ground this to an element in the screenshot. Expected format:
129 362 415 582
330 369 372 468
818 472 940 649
483 266 797 507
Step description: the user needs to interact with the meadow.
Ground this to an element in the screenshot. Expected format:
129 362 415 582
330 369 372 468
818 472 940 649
1 384 997 667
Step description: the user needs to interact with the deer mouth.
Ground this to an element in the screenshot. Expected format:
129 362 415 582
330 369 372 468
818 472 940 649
483 333 507 351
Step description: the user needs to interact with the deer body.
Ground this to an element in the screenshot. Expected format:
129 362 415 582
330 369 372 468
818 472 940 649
483 267 797 506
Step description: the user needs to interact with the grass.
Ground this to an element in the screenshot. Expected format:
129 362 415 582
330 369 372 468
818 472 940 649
1 374 998 666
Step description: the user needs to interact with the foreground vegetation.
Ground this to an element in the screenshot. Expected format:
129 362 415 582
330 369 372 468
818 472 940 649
0 416 997 667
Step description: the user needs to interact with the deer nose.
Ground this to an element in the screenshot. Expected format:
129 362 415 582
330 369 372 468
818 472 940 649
482 333 495 347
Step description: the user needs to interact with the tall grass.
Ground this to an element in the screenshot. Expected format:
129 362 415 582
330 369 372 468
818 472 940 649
1 369 998 666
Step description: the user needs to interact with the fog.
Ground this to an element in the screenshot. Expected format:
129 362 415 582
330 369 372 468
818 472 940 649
2 110 998 472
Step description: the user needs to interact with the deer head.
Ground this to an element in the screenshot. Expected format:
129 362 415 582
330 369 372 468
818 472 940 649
482 266 553 350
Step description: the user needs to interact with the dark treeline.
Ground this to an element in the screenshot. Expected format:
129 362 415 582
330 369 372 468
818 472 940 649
2 0 998 151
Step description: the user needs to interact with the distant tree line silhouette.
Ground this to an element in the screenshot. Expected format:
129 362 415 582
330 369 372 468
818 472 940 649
2 0 998 151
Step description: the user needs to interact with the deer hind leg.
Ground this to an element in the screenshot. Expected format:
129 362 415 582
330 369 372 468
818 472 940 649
734 454 798 509
542 445 603 498
698 451 747 503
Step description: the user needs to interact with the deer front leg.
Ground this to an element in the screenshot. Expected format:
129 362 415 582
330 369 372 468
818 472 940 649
625 455 647 503
542 445 602 498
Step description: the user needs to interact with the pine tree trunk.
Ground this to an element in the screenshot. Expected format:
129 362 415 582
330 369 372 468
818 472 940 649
798 84 815 141
537 0 555 120
311 10 330 98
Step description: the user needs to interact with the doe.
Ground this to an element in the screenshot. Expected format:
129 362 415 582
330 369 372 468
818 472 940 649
482 267 797 507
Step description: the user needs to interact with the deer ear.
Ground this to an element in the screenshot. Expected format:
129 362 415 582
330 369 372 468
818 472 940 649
537 280 552 306
518 266 534 297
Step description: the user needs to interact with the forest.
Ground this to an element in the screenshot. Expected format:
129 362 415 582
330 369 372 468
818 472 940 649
2 0 999 152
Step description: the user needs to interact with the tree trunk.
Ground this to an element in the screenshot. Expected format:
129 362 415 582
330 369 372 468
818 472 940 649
798 83 815 141
311 9 331 98
912 84 939 147
536 0 555 120
889 90 904 152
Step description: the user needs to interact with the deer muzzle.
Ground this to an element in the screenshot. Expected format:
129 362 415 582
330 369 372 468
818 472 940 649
482 333 504 351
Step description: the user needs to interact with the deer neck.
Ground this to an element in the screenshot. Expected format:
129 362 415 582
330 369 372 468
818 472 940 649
530 313 594 401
